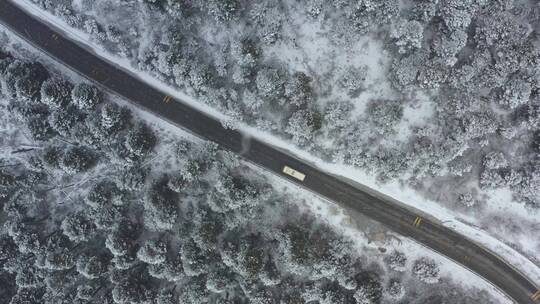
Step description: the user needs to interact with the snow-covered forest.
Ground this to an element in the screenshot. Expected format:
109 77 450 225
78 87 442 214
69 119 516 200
0 39 499 303
20 0 540 260
23 0 540 206
3 0 540 301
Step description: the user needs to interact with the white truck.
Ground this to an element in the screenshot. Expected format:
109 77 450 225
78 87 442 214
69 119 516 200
282 166 306 181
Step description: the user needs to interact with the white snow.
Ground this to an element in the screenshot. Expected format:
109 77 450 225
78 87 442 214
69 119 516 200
10 0 540 294
397 234 512 304
257 165 512 303
113 84 513 303
395 91 435 141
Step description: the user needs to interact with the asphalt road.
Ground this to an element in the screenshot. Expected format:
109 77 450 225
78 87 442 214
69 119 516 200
1 1 539 303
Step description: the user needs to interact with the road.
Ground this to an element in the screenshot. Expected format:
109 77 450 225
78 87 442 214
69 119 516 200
1 1 539 303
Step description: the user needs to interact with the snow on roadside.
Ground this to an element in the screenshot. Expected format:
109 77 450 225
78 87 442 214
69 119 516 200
254 164 511 304
113 86 512 304
397 233 512 304
11 0 540 289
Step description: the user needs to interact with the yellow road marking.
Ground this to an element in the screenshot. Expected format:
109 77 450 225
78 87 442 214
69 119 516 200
163 95 172 103
532 290 540 301
413 217 422 227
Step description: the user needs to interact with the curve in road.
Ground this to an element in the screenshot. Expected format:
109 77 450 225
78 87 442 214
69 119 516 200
0 1 539 303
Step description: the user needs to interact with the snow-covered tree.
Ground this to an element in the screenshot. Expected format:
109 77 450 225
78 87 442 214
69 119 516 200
250 2 285 44
256 67 285 100
147 254 184 282
71 83 102 111
354 272 383 304
439 0 477 31
412 257 440 284
391 19 424 54
42 248 75 271
0 234 18 270
112 277 152 304
89 204 125 231
61 212 97 243
177 275 210 304
204 0 240 21
285 109 321 145
210 174 267 213
86 180 123 208
205 264 236 293
433 29 468 66
387 251 407 272
483 152 508 170
479 169 506 189
118 166 148 192
475 10 529 48
6 221 40 255
1 60 48 100
125 122 156 160
181 238 215 277
137 240 167 265
76 283 100 301
60 146 96 174
14 268 40 289
40 78 72 109
191 209 225 251
105 221 139 256
112 250 138 270
221 233 265 279
386 279 405 300
143 178 179 231
155 289 176 304
458 193 476 207
26 117 55 141
390 51 427 89
408 0 437 22
231 37 261 68
99 102 131 135
166 173 187 193
496 77 532 109
515 164 540 208
285 72 313 107
48 105 81 137
338 66 367 95
76 254 108 279
188 62 215 93
323 100 353 133
366 99 403 134
9 287 42 304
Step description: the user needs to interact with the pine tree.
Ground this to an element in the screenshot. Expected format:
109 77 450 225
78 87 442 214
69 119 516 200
71 83 102 111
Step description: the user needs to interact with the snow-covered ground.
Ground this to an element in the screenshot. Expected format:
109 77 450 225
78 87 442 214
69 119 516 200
9 0 540 294
258 168 513 303
110 86 513 304
107 92 515 303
